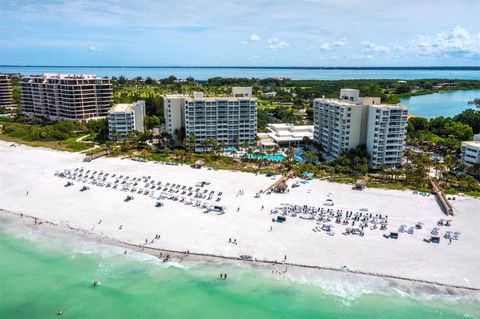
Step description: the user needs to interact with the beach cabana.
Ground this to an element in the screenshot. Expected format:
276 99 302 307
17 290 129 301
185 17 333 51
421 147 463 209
273 182 288 193
354 180 366 190
191 159 205 169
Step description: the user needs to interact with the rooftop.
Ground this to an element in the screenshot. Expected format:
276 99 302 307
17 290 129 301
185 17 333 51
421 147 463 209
109 103 136 113
262 123 314 143
462 140 480 148
42 73 98 79
315 88 406 108
164 87 255 101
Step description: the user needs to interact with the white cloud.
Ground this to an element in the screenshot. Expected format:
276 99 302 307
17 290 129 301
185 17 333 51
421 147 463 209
249 34 260 41
241 33 261 45
88 46 102 52
345 53 374 60
319 42 331 50
362 41 390 54
267 36 290 50
412 26 480 58
357 26 480 60
333 38 347 46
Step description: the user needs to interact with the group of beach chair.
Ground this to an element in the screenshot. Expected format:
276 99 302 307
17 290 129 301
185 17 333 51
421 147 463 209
56 167 224 211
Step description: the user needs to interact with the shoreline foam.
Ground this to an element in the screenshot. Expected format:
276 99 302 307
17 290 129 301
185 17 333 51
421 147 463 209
2 210 479 299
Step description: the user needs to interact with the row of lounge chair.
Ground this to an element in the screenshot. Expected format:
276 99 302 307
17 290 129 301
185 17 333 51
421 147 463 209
56 168 225 212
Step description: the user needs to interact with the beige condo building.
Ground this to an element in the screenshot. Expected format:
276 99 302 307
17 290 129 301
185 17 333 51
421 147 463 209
0 74 16 109
21 73 113 121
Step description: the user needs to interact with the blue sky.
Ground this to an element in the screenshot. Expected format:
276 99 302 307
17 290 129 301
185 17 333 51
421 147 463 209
0 0 479 66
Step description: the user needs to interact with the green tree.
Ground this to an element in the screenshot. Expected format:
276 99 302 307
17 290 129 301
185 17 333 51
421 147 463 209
454 109 480 134
145 115 161 130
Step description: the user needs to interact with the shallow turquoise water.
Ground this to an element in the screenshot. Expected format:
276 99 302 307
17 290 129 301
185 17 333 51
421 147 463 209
0 228 478 319
248 153 284 161
401 90 480 118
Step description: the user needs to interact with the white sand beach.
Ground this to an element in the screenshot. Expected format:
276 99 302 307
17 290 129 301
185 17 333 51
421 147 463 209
1 141 479 290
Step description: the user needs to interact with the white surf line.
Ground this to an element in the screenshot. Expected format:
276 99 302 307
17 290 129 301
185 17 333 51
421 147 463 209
2 209 479 293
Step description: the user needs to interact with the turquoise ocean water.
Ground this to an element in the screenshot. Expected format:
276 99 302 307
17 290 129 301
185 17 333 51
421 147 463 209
0 224 478 319
1 66 479 80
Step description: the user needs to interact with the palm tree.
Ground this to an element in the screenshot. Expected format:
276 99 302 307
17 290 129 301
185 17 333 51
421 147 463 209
240 141 249 152
253 150 265 169
285 146 295 161
200 139 210 152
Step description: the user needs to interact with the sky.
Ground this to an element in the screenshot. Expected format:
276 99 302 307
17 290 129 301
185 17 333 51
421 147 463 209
0 0 479 66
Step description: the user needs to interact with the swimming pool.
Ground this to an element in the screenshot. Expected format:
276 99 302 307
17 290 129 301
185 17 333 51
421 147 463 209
248 154 285 161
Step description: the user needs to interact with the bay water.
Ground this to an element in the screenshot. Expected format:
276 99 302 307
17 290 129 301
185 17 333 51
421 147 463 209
400 90 480 118
1 66 479 80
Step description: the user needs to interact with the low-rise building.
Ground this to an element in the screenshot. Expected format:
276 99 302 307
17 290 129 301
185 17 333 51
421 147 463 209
108 101 145 140
258 123 314 149
461 134 480 166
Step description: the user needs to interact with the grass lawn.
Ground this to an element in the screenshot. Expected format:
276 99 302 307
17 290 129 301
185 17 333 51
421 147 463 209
0 134 93 152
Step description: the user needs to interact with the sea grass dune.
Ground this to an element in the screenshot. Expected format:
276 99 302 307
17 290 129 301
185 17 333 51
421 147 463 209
1 141 479 292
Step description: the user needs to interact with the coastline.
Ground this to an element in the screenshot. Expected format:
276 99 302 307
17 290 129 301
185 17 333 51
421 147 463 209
1 141 480 294
2 209 479 297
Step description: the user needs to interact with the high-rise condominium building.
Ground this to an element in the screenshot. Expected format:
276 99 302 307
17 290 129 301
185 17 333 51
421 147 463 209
0 74 16 109
108 101 146 140
163 94 186 145
164 87 257 150
313 89 408 169
21 73 113 121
